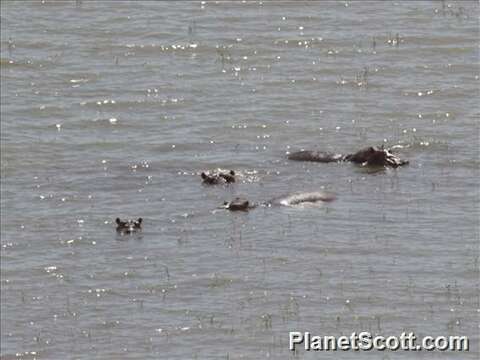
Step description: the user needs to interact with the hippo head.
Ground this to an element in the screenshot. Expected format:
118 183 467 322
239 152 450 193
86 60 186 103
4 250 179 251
201 172 218 184
116 217 142 234
346 146 408 167
364 146 390 166
202 170 237 184
224 197 250 211
219 170 236 183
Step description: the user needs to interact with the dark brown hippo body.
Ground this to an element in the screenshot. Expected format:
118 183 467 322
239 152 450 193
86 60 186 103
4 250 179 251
115 218 142 234
288 151 345 163
288 146 408 168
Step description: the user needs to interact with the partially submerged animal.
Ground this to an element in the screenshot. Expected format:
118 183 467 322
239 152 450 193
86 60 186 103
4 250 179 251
222 192 336 212
288 146 408 168
201 170 236 185
222 197 253 211
115 218 142 234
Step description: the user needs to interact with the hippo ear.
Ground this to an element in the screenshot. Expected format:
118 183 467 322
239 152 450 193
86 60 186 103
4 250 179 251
137 218 143 224
201 172 206 179
230 170 235 175
115 218 121 225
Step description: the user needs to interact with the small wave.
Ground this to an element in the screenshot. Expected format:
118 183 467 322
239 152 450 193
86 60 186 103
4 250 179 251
274 37 324 48
272 191 336 207
89 42 200 58
78 97 185 111
0 57 59 69
124 42 198 51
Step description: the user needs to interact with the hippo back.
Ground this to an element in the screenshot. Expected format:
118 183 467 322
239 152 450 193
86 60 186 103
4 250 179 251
288 151 344 163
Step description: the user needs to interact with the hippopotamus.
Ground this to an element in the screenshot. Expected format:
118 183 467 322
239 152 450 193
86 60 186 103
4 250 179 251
288 146 408 168
221 192 336 211
222 198 253 211
115 218 142 234
201 170 236 185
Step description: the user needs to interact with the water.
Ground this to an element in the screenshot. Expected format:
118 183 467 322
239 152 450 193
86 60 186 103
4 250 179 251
1 1 479 359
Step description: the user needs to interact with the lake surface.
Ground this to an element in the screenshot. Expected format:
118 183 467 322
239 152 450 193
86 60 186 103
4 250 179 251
1 1 479 359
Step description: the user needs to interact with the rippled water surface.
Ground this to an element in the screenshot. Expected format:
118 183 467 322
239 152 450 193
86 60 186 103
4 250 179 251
1 1 479 359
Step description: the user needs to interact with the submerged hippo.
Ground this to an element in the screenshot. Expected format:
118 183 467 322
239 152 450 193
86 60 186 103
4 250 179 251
223 198 253 211
201 170 236 185
222 192 336 212
288 146 408 168
115 218 142 234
